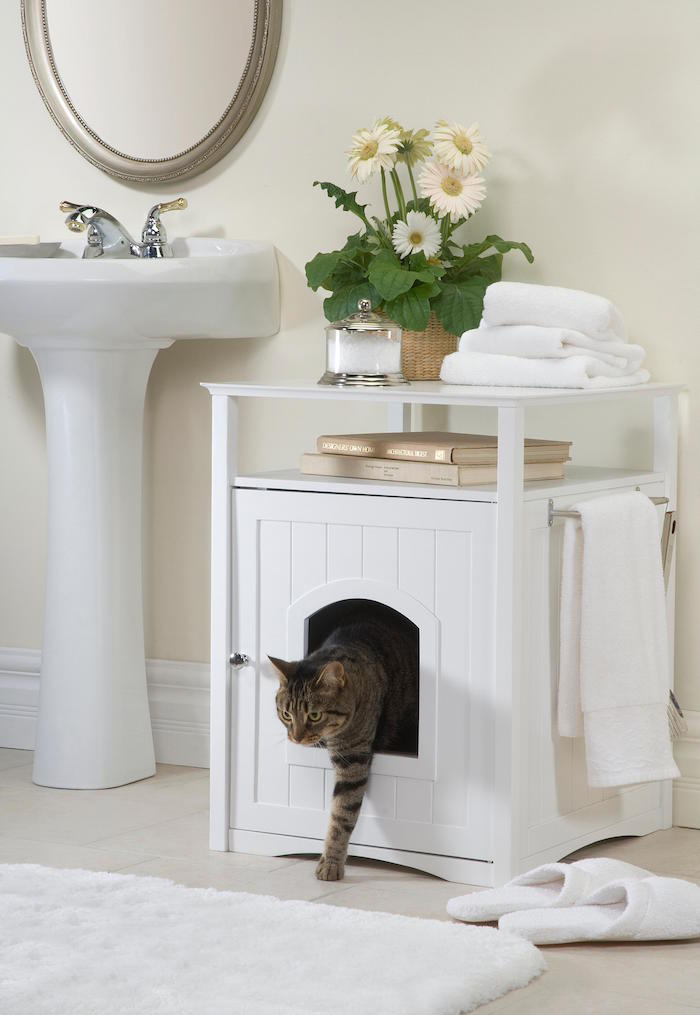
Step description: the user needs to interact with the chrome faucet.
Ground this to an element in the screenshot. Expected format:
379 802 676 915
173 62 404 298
60 198 188 259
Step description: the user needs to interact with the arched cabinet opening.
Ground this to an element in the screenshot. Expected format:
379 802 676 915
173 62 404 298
305 598 419 758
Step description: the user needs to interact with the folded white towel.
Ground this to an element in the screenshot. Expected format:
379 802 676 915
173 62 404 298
440 351 650 389
446 858 650 923
460 324 645 372
558 492 680 787
482 281 627 342
499 877 700 944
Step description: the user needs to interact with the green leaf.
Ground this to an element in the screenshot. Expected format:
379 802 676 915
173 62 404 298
342 231 366 252
370 217 394 249
368 251 416 301
454 252 503 285
314 181 369 224
409 252 446 278
408 251 429 271
454 234 534 265
432 276 488 336
490 236 534 263
305 232 374 291
368 250 437 302
325 259 367 291
305 250 345 291
405 196 432 215
384 287 433 332
412 279 442 300
323 282 381 322
473 253 503 285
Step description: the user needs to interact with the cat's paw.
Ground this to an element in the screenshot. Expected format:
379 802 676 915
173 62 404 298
316 855 344 881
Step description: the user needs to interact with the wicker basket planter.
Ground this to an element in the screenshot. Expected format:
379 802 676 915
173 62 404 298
401 314 458 380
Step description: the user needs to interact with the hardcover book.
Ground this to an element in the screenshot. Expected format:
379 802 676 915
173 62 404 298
316 432 571 466
301 453 565 488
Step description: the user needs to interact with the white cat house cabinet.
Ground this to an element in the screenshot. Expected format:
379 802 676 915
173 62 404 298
204 381 681 886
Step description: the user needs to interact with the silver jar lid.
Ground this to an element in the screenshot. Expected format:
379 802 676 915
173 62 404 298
328 298 400 332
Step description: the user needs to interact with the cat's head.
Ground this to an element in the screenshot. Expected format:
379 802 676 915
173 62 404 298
268 655 351 745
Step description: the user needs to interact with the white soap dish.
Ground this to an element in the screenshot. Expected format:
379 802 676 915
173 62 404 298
0 242 61 258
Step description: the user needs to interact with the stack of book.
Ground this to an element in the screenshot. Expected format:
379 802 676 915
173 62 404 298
301 432 572 488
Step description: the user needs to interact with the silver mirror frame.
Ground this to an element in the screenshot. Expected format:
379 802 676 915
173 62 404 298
21 0 282 183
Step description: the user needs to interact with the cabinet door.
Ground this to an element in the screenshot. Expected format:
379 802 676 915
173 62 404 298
231 488 495 861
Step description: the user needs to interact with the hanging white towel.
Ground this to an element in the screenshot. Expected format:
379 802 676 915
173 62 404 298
482 282 627 342
460 324 645 372
440 351 650 389
557 491 680 788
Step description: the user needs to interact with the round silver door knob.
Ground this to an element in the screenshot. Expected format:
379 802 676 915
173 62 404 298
229 653 251 668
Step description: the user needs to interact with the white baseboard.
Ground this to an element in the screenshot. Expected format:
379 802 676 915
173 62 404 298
0 648 210 769
3 646 697 818
674 709 700 829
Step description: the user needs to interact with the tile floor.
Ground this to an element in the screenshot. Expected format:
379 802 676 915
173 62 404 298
1 747 699 1013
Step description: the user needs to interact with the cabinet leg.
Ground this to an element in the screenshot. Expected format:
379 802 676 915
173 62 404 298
654 393 679 830
493 405 525 883
209 395 238 850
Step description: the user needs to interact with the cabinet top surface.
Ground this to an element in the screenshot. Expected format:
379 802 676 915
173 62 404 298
201 379 682 407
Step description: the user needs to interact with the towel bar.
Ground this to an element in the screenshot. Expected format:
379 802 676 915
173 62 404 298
547 494 669 526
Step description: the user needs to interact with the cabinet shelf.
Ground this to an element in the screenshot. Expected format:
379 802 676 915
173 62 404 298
234 465 665 503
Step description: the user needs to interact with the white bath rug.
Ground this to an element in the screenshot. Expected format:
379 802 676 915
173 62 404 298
0 864 544 1015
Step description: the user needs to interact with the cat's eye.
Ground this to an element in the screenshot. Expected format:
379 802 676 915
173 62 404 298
281 709 292 722
308 710 323 722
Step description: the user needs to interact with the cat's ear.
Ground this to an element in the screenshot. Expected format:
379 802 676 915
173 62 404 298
268 656 296 686
316 660 345 690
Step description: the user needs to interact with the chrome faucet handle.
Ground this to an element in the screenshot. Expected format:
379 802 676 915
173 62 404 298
60 201 101 233
141 197 187 258
59 201 139 259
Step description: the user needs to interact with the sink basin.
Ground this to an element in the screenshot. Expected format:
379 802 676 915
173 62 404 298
0 237 279 347
0 238 278 789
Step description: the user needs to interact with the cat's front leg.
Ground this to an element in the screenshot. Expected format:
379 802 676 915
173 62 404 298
316 749 372 881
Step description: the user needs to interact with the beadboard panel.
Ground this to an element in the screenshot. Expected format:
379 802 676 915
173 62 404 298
289 764 325 811
362 526 398 584
0 648 210 768
258 520 293 806
232 488 495 861
327 523 362 582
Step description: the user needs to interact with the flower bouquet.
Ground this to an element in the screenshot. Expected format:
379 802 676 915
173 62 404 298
305 118 534 377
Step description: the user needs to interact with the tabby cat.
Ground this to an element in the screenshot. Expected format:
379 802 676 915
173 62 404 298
269 613 418 881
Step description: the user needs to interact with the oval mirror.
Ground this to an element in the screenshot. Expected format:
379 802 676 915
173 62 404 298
21 0 282 182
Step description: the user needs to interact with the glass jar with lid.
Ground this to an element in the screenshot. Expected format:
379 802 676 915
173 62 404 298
318 298 409 386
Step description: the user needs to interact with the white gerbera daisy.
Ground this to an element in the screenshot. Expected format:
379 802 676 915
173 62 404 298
392 211 442 259
347 120 401 182
418 162 486 222
433 121 490 175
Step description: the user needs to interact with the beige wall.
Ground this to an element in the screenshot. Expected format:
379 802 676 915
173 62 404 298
1 1 699 706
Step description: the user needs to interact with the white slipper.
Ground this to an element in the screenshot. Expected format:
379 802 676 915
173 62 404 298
499 876 700 944
446 858 650 923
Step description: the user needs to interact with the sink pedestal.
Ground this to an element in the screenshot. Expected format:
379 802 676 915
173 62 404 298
0 236 279 789
31 345 164 789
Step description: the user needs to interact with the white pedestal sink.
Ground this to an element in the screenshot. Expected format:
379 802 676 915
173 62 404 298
0 238 278 788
